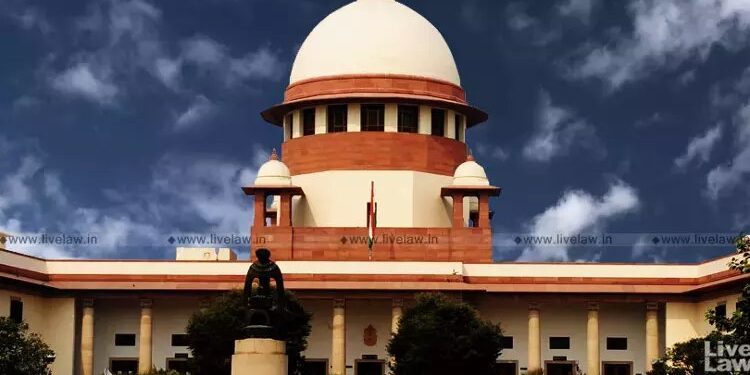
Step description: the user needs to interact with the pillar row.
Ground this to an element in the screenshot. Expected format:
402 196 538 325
138 299 153 374
80 298 95 375
331 298 346 375
646 302 660 372
587 302 600 375
528 303 541 372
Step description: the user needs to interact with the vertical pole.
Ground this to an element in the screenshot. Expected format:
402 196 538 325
528 303 541 373
646 302 660 371
587 302 600 375
138 299 153 374
331 298 346 375
80 298 95 375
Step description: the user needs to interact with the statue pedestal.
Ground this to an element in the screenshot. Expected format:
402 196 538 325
231 338 288 375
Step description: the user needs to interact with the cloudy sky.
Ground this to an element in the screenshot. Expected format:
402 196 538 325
1 0 748 262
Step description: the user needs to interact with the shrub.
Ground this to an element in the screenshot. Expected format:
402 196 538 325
0 317 55 375
186 289 311 375
387 293 504 375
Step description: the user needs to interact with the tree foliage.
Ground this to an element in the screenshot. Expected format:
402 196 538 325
0 317 55 375
649 332 730 375
649 235 750 375
185 289 311 375
706 235 750 345
387 293 504 375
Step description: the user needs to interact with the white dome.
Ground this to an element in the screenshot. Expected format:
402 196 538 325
290 0 461 85
453 156 489 186
255 152 291 186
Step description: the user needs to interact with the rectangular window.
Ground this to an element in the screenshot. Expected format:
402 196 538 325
110 359 138 374
549 337 570 349
114 333 136 346
171 333 189 346
431 108 445 136
302 108 316 136
454 114 464 141
286 113 294 139
397 105 419 133
360 104 385 131
9 298 23 324
496 361 517 375
327 105 348 133
167 358 189 373
716 303 727 318
500 336 514 349
303 359 328 375
606 337 628 350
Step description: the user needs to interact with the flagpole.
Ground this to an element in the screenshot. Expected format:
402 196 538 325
368 181 374 260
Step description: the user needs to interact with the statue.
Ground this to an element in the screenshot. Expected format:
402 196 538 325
243 248 287 338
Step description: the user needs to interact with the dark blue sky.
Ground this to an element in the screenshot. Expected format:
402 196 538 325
1 0 748 262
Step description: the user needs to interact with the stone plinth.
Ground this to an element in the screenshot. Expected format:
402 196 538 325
231 338 288 375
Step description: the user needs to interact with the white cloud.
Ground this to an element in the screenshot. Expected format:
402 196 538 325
570 0 750 89
522 91 601 162
518 180 640 261
506 3 537 31
174 95 216 131
475 143 509 161
0 138 266 258
0 156 42 212
182 35 284 85
43 173 68 207
674 124 723 170
182 36 226 66
51 63 118 105
706 102 750 199
558 0 595 22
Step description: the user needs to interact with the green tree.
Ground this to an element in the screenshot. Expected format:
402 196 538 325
186 289 311 375
0 317 55 375
706 235 750 345
387 293 504 375
649 235 749 375
649 332 730 375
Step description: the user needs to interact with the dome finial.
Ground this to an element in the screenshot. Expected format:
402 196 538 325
466 149 474 162
270 148 278 161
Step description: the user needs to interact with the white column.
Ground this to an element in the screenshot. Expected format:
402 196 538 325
80 298 95 375
587 302 600 375
331 298 346 375
646 302 660 371
391 298 403 335
348 104 361 132
138 299 153 374
528 303 541 372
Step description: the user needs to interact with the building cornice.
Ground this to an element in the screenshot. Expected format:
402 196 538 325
0 248 745 295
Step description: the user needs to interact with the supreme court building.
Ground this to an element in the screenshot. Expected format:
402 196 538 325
1 1 747 375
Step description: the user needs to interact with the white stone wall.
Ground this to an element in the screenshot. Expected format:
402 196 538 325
151 298 199 370
291 170 454 228
93 299 141 373
0 290 75 375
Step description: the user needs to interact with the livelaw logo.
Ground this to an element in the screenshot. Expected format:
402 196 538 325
704 341 750 372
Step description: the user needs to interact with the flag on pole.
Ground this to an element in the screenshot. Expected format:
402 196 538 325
368 181 376 260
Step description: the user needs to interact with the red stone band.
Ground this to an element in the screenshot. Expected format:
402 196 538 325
284 74 467 104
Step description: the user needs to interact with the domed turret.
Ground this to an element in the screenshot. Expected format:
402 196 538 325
254 149 291 186
290 0 460 85
453 154 490 186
